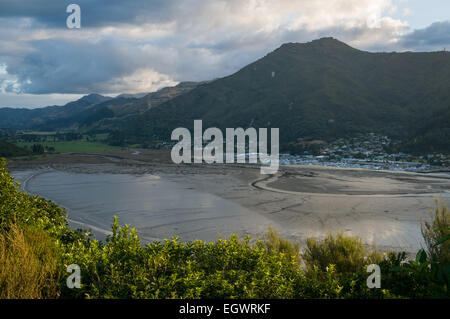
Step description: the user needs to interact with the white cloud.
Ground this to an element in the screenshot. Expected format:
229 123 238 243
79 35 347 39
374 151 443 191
0 63 20 93
99 68 178 94
0 0 446 107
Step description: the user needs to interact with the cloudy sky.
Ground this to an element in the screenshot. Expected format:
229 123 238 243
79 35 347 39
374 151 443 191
1 0 449 108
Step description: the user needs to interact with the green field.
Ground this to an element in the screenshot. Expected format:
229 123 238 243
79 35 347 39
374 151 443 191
15 140 122 153
9 132 124 153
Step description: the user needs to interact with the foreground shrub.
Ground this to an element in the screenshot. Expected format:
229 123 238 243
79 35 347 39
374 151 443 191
263 226 300 263
0 223 61 298
61 221 385 299
302 231 382 277
0 158 69 238
421 197 449 264
62 218 302 299
0 158 449 299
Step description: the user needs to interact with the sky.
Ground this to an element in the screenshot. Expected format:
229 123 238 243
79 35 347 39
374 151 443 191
0 0 450 108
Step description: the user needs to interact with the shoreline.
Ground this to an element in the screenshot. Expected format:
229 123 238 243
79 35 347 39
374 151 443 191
8 151 450 253
250 172 450 198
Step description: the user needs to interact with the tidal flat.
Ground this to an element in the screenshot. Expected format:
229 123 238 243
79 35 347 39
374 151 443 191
9 150 450 253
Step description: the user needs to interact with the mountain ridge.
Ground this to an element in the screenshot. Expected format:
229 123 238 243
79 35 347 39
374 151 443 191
0 82 204 132
123 38 450 153
1 38 449 154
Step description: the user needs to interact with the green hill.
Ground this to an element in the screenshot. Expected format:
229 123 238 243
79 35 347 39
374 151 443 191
125 38 450 153
0 94 112 131
0 140 29 157
0 83 204 134
80 81 204 132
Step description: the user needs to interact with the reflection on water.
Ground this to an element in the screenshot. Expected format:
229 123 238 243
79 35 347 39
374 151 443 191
12 170 273 243
14 171 269 241
11 169 438 252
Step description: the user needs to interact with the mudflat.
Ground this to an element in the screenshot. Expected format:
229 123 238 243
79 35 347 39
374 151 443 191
8 150 450 253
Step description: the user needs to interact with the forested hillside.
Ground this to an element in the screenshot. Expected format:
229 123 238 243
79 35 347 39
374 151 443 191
126 38 450 153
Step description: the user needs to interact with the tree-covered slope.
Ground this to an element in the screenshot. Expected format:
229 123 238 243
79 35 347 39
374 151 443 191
0 94 112 130
126 38 450 153
0 83 204 133
80 81 204 132
0 140 29 157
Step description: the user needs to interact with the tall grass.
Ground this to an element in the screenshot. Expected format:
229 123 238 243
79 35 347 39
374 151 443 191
302 231 382 276
263 226 301 263
0 223 61 299
421 197 450 264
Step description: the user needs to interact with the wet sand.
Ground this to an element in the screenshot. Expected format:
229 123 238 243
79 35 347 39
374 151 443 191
13 169 278 243
8 150 450 253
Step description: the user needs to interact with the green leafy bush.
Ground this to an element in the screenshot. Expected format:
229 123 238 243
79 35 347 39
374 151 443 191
61 219 302 299
302 231 382 277
0 158 67 234
0 158 449 299
421 198 449 264
263 226 300 263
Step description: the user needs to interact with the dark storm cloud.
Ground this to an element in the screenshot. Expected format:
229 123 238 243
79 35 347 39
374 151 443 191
400 21 450 50
1 0 449 101
4 38 148 94
0 0 177 28
1 35 248 94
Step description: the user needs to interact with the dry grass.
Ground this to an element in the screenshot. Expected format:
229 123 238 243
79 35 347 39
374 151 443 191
263 226 301 262
0 223 61 299
302 231 382 276
421 197 450 264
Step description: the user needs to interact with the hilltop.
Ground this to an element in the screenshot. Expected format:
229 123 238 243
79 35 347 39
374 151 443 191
2 38 449 154
125 38 450 153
